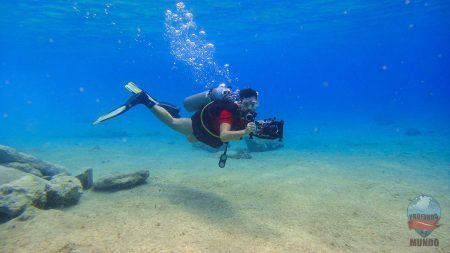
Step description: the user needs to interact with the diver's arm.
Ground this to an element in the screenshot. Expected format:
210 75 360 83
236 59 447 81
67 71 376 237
220 123 245 142
220 122 255 142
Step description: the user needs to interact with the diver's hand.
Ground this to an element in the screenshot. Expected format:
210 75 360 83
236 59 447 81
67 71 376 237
244 122 256 135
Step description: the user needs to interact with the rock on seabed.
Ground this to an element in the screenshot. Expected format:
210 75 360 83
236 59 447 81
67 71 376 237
94 170 149 191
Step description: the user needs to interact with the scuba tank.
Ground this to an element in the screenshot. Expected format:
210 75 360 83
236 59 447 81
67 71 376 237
183 91 209 112
183 83 233 112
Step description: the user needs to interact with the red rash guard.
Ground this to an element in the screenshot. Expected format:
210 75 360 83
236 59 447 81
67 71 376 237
212 110 234 134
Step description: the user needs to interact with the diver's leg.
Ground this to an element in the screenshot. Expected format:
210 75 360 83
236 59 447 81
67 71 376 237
149 105 194 136
122 82 189 134
95 81 198 141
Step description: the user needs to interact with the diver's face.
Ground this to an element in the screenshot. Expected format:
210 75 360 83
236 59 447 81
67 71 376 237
240 96 259 112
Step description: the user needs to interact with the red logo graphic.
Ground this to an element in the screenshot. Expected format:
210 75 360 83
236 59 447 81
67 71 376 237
408 217 440 231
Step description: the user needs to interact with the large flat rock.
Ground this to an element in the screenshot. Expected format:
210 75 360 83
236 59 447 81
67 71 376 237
94 170 149 191
0 145 68 177
0 165 31 185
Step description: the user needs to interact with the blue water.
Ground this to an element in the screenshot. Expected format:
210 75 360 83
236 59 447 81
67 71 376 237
1 2 450 251
0 1 449 141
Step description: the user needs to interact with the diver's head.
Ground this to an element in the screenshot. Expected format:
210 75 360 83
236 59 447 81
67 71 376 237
238 88 259 112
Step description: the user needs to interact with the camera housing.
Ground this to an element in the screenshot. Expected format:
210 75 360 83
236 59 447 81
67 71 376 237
253 118 284 141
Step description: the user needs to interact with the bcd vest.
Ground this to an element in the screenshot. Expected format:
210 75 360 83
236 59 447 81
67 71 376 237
191 100 245 148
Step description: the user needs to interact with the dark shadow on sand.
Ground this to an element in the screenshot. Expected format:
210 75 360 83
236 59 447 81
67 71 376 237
163 184 236 221
162 184 280 239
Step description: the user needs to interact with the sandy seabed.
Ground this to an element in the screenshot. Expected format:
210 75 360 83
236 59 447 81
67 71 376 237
0 131 449 253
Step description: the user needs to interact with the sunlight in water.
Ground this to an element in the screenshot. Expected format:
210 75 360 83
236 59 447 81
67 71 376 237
165 2 232 89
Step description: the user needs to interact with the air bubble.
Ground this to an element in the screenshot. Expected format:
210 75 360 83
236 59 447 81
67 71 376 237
176 2 185 10
164 2 233 88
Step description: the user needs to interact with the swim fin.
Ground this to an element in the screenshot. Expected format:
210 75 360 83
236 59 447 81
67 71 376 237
124 82 158 106
93 82 158 125
126 82 181 118
125 82 144 94
93 105 129 125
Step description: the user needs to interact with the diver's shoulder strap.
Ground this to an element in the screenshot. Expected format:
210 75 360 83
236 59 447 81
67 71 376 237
200 102 221 139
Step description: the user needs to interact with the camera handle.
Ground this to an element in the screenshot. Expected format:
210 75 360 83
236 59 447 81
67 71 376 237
245 112 257 140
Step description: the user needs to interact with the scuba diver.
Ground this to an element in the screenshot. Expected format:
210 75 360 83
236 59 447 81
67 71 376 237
94 82 283 167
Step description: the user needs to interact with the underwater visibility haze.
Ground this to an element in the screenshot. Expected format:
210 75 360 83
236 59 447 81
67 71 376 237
0 1 449 252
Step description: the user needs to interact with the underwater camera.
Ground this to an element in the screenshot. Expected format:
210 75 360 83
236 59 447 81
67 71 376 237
252 117 284 141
